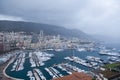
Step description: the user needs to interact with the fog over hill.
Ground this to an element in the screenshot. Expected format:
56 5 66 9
0 20 92 40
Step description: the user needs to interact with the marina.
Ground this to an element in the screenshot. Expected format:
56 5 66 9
65 56 93 68
99 49 120 56
56 63 85 73
3 47 120 80
29 51 54 67
45 67 63 78
33 68 46 80
11 52 25 71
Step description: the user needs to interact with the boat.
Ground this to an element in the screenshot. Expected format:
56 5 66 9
34 69 46 80
27 71 35 80
55 49 64 52
11 53 25 71
64 56 93 68
29 51 54 67
77 48 86 52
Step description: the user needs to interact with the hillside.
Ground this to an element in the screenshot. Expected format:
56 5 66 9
0 20 91 39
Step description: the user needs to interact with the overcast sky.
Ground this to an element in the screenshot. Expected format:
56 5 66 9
0 0 120 40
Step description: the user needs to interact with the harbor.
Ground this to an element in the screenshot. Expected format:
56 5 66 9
3 47 120 80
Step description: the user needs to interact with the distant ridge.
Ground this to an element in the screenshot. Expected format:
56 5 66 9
0 20 91 40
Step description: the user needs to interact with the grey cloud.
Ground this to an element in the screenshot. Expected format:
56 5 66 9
0 0 120 39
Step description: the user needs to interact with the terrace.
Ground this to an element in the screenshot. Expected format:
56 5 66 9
100 62 120 80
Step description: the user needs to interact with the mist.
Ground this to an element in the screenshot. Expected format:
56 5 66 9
0 0 120 42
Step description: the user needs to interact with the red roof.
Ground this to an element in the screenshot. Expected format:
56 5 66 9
53 72 92 80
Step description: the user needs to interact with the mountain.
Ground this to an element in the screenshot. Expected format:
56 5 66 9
0 20 91 40
93 34 120 43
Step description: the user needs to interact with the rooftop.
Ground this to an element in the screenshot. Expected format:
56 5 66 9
52 72 92 80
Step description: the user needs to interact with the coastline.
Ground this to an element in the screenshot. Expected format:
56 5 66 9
2 56 24 80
